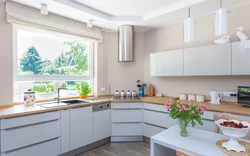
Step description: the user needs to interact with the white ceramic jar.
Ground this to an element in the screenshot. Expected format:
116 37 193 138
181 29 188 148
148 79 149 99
188 94 196 101
126 90 131 98
196 94 205 102
179 94 187 101
24 92 36 105
120 90 125 98
114 90 119 98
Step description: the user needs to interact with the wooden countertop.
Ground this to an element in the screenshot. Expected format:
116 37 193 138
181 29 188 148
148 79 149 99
0 96 249 119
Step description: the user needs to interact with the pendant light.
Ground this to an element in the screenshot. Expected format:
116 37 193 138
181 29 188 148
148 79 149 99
184 0 195 42
214 0 228 37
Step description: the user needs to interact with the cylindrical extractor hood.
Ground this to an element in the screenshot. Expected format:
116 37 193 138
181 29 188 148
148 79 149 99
118 25 134 62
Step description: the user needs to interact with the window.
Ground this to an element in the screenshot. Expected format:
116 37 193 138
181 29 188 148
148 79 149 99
13 25 94 102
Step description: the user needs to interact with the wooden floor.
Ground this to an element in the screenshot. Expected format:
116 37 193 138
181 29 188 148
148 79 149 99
78 142 150 156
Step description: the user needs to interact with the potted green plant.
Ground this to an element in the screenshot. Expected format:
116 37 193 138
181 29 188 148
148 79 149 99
76 81 91 99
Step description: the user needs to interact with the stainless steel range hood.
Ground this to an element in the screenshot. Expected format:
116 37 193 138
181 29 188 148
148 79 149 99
118 25 134 62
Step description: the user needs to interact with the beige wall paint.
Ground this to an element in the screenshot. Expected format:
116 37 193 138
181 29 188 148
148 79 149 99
102 32 144 94
144 4 250 101
0 3 13 105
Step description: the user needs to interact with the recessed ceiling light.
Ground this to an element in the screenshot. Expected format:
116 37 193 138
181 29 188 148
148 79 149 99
41 4 48 15
87 20 94 28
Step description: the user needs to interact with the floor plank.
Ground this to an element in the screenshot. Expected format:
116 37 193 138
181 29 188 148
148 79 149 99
78 142 150 156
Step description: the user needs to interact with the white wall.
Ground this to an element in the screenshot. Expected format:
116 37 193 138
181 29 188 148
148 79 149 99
0 2 13 105
102 32 144 94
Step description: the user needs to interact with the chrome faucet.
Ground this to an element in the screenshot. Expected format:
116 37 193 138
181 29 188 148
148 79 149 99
55 88 68 103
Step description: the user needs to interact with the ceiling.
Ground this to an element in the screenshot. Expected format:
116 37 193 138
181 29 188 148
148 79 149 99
11 0 250 32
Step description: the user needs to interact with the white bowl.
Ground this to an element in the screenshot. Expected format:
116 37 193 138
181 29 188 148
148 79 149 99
215 119 250 152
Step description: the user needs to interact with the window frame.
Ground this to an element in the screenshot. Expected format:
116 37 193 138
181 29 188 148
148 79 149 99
13 24 94 82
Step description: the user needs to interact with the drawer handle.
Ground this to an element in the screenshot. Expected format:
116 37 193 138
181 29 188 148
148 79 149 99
3 119 59 131
4 137 60 154
144 122 167 129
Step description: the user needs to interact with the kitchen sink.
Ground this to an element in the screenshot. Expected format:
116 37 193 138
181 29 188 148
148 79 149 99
61 99 90 105
38 102 68 108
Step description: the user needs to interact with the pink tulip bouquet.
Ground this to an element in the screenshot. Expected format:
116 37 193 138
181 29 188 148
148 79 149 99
165 99 207 136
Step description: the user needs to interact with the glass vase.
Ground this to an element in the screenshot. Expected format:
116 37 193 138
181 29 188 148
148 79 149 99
178 119 190 137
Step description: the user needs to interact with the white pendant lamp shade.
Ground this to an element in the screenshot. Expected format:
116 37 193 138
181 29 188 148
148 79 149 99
40 4 48 15
184 18 195 42
214 8 228 37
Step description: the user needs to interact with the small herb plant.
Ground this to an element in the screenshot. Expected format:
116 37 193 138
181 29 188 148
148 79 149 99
165 99 207 127
76 81 91 96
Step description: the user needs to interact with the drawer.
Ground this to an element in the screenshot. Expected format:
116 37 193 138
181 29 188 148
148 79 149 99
112 109 142 122
111 123 142 136
144 110 176 128
201 111 227 120
194 120 216 132
1 119 60 152
229 113 250 120
143 123 166 138
144 103 168 113
111 102 142 109
1 138 60 156
1 111 60 130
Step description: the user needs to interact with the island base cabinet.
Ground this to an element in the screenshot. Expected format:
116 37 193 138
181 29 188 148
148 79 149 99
1 138 60 156
111 123 142 136
70 106 93 150
194 120 216 132
143 123 166 138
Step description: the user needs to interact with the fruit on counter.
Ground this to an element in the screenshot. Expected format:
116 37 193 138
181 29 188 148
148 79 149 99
220 121 249 128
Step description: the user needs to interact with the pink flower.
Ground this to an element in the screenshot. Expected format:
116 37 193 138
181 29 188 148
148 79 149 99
180 101 183 104
192 111 195 114
179 109 183 112
177 104 181 108
169 108 172 111
198 114 201 117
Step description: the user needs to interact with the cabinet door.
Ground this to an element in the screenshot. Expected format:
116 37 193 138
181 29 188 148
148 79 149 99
60 109 70 154
232 40 250 75
184 43 231 76
70 106 92 150
150 50 184 76
143 123 166 138
93 109 111 142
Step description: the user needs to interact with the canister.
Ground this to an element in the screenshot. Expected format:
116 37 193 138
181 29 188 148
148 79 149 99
179 94 187 100
196 94 205 102
188 94 196 101
24 92 36 105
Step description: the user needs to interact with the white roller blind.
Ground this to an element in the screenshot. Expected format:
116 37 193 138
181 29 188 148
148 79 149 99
6 1 103 42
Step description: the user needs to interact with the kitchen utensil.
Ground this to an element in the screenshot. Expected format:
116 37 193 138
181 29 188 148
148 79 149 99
209 91 222 104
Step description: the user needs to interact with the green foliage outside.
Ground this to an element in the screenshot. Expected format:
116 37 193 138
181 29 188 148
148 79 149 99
19 41 88 75
32 82 54 93
76 81 91 96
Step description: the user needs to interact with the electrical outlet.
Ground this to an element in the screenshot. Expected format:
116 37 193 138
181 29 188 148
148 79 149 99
101 88 106 92
220 92 236 97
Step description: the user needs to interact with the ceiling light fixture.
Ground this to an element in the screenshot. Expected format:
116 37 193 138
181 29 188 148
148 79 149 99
214 0 228 37
41 4 48 15
184 0 195 42
87 20 94 28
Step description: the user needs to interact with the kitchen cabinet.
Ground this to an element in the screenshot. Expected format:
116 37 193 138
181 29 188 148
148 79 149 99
69 106 93 150
150 50 184 76
60 109 70 154
111 102 143 141
232 40 250 75
93 108 111 142
184 43 231 76
1 111 60 155
143 123 166 138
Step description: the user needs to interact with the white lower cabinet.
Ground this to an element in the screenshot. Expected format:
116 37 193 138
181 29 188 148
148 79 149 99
143 123 166 138
194 119 216 132
111 102 143 140
1 138 60 156
60 109 70 154
93 109 111 142
0 111 60 156
70 106 93 150
112 123 142 136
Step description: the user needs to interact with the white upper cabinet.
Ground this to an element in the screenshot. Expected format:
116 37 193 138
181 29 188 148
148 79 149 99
232 40 250 75
150 50 184 76
184 43 231 76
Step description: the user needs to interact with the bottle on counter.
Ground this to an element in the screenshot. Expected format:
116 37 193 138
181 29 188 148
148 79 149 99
132 90 137 98
114 90 119 98
126 90 131 98
120 90 125 98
